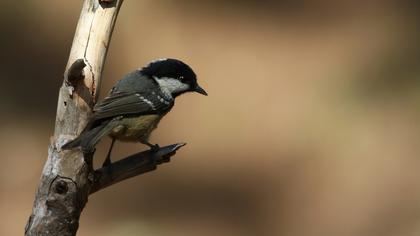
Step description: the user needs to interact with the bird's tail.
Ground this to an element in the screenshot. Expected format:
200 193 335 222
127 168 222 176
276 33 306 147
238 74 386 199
62 120 116 152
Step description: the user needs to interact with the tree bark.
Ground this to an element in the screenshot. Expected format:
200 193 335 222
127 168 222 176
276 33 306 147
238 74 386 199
25 1 124 235
25 1 185 235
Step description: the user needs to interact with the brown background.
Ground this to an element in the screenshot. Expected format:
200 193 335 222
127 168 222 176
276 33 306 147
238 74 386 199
1 1 420 235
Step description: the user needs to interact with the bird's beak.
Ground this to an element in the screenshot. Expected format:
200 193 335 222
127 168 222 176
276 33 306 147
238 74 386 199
194 84 208 96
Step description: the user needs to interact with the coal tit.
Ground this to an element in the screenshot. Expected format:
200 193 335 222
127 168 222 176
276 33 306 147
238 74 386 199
62 58 207 166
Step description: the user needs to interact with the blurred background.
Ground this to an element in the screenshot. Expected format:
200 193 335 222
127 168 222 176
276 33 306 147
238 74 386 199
1 0 420 235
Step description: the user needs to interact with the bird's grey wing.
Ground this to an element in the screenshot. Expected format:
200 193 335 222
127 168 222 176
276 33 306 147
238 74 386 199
92 91 173 121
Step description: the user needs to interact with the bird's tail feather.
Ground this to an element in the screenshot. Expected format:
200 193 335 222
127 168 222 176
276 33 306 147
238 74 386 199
62 121 116 152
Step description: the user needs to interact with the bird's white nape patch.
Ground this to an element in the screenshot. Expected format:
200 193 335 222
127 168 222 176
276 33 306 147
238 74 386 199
153 76 190 97
138 58 168 71
151 58 168 63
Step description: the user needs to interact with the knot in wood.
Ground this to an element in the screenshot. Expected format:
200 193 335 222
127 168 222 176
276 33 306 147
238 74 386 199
54 180 69 195
99 0 116 8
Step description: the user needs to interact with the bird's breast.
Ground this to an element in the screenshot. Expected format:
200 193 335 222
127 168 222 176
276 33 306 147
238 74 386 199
109 114 162 142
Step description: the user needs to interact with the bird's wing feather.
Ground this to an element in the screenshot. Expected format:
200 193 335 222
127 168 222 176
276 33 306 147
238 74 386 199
92 91 173 121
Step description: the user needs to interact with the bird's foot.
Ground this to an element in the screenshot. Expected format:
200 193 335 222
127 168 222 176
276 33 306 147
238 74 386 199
141 141 160 152
150 144 160 152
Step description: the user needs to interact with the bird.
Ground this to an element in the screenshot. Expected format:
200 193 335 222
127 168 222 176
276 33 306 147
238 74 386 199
62 58 207 166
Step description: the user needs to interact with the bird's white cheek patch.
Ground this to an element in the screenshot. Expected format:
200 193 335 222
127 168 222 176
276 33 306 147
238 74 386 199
154 77 190 96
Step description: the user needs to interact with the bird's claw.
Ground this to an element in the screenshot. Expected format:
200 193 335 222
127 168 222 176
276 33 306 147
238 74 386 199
150 144 160 152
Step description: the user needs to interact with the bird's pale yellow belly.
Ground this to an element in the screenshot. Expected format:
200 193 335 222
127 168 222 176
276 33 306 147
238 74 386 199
109 115 162 142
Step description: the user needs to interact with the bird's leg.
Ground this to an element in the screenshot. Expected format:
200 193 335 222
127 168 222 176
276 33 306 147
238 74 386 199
139 140 160 167
140 140 160 152
102 138 116 167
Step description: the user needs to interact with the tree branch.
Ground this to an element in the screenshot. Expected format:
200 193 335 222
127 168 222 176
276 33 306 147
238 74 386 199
25 1 124 235
90 143 186 194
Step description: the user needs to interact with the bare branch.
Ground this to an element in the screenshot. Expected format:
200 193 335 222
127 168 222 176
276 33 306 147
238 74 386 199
25 1 124 235
90 143 186 194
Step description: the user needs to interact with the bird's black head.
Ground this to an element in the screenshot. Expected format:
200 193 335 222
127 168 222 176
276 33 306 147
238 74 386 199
140 58 207 97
